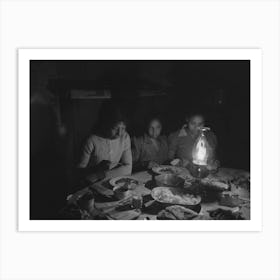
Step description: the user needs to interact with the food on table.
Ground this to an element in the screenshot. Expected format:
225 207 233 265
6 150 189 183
111 177 140 192
107 210 141 220
231 175 250 191
152 187 201 205
219 191 243 207
132 195 143 210
155 174 185 188
152 165 181 175
159 167 176 174
115 177 139 186
201 177 229 190
239 202 250 220
184 174 195 185
117 196 133 207
208 208 244 220
157 205 198 220
192 215 209 220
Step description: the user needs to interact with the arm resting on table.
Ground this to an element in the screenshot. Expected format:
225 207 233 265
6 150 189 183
76 138 106 182
105 147 132 178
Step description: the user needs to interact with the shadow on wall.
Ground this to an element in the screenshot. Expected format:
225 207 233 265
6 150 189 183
30 88 72 219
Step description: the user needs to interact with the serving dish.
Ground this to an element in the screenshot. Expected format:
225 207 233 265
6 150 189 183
151 186 201 207
152 165 182 175
154 174 185 188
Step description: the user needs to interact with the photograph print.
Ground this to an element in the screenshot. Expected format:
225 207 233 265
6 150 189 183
18 49 261 231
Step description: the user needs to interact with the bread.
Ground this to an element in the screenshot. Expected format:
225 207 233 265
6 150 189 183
201 178 229 190
157 205 198 220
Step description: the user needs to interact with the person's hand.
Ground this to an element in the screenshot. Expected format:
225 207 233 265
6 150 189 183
147 161 159 169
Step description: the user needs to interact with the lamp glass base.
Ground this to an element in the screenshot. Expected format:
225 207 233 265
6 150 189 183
189 163 209 179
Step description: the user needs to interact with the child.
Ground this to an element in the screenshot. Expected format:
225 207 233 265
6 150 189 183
132 116 168 171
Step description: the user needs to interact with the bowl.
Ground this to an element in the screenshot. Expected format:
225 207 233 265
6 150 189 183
110 176 142 200
152 165 182 175
155 174 185 188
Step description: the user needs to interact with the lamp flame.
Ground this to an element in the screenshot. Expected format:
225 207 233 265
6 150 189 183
192 136 208 166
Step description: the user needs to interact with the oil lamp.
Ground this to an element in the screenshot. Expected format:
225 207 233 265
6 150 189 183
189 127 211 179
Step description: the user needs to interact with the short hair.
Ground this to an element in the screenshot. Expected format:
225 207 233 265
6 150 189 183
185 109 206 123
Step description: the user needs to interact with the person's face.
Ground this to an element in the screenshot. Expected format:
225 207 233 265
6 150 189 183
187 115 205 136
110 122 126 139
148 119 162 139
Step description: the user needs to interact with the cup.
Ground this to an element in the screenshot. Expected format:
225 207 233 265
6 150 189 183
132 195 143 210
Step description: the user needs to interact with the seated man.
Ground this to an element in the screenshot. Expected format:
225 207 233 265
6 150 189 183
168 111 219 171
77 103 132 183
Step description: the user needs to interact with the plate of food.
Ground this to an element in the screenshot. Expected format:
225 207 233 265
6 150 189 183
109 176 141 192
207 208 245 220
152 165 182 175
157 205 199 220
151 186 201 206
200 176 229 191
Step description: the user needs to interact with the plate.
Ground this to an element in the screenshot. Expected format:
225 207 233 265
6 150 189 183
200 177 229 191
109 176 141 190
152 165 182 175
151 186 201 206
107 209 141 220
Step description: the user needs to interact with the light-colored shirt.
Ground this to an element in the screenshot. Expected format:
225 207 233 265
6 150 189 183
78 132 132 178
168 126 217 163
132 134 168 165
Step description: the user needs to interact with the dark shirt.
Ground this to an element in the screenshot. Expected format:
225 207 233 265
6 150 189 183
168 126 217 164
132 134 169 167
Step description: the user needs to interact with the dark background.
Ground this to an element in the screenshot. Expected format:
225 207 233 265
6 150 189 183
30 60 250 219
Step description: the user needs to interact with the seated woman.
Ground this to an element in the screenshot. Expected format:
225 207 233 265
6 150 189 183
132 116 168 171
168 111 219 171
77 103 132 183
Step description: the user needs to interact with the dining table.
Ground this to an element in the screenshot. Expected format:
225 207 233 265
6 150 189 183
66 167 250 220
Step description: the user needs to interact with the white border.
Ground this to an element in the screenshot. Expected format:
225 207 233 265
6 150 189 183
18 49 262 232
